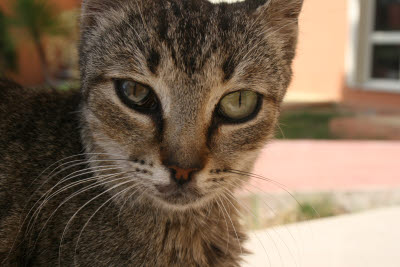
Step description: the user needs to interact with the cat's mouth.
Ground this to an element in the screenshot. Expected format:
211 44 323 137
153 183 204 206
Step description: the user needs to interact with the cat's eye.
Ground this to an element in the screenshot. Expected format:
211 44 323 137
115 80 158 111
218 90 259 121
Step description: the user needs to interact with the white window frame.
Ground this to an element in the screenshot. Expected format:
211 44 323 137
347 0 400 93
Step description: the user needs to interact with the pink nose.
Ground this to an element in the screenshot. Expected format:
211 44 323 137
167 165 199 184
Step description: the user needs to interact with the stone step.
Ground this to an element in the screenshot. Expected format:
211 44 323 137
330 115 400 140
236 189 400 230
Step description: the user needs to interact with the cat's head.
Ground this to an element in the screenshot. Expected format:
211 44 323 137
79 0 302 210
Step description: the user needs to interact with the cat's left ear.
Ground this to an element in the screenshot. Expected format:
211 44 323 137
81 0 123 29
248 0 303 35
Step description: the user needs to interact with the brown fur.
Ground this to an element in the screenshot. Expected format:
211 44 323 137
0 0 303 265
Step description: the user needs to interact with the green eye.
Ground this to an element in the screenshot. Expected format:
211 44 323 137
218 90 259 121
115 80 158 111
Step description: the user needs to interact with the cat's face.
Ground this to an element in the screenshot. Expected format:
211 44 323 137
79 0 302 209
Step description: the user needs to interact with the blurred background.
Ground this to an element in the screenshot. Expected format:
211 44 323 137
0 0 80 90
1 0 399 266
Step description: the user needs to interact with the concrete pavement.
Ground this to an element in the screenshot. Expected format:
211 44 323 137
243 206 400 267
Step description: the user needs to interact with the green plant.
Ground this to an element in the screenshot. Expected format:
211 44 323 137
276 108 344 139
0 10 17 75
10 0 67 85
276 197 346 226
297 198 340 220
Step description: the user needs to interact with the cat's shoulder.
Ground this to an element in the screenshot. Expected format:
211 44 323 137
0 79 82 143
0 78 81 114
0 79 32 122
0 78 47 112
0 78 21 90
0 78 24 103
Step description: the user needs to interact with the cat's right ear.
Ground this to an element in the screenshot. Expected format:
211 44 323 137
246 0 303 35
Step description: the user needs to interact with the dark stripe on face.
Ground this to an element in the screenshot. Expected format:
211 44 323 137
147 49 161 74
82 75 108 102
222 56 236 81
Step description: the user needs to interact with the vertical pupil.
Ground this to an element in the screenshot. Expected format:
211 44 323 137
122 81 150 102
118 80 156 109
133 83 137 96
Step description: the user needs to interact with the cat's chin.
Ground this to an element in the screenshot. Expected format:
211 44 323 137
150 183 210 210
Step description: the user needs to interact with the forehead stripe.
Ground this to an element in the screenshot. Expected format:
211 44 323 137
147 49 161 75
222 55 236 81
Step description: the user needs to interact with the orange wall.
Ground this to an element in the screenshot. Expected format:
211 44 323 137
287 0 348 101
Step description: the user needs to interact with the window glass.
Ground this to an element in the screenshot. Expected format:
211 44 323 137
374 0 400 31
371 45 400 79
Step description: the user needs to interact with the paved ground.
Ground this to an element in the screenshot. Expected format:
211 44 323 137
250 140 400 192
243 206 400 267
238 141 400 266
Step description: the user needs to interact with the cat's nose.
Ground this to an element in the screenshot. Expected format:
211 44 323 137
167 165 199 185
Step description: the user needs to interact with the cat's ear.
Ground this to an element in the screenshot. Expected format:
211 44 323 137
80 0 122 29
248 0 303 35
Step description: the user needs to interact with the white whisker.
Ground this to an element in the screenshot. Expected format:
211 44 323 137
28 172 132 249
26 168 126 236
73 184 140 265
217 196 243 255
58 178 136 265
215 197 230 254
219 188 271 267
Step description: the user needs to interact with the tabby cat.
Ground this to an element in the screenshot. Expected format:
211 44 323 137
0 0 303 266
